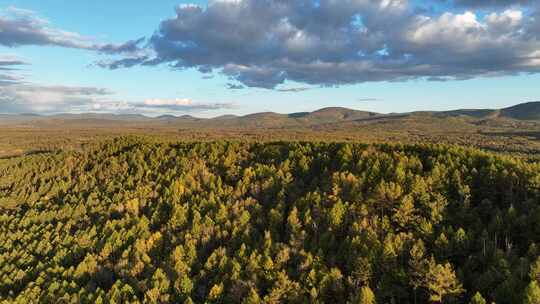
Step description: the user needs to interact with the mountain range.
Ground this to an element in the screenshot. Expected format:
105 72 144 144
1 101 540 129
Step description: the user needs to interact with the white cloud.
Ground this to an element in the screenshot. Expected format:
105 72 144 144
0 83 236 114
98 0 540 88
135 98 236 113
0 6 145 55
0 84 114 113
143 98 194 106
407 12 483 46
486 9 524 34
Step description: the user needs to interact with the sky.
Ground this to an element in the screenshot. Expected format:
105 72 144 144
0 0 539 117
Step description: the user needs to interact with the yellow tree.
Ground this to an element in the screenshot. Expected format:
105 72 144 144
469 292 486 304
409 240 427 304
524 281 540 304
425 257 464 303
357 286 376 304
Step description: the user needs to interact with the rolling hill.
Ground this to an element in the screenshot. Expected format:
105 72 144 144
0 101 540 127
1 101 540 160
1 102 539 131
499 101 540 120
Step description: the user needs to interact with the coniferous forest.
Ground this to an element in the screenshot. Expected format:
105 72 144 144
1 138 540 303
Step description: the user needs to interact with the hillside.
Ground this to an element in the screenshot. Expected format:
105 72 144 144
1 102 540 159
0 139 539 303
2 102 540 128
499 102 540 120
433 109 499 119
292 107 378 124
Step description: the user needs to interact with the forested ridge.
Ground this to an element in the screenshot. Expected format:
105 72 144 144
0 138 540 303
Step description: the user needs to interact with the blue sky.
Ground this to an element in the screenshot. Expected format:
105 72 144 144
0 0 539 117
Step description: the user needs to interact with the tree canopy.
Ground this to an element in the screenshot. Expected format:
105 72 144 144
0 138 539 303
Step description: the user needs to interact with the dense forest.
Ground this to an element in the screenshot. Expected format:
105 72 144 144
1 138 540 303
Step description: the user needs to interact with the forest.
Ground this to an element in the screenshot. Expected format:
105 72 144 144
0 137 540 303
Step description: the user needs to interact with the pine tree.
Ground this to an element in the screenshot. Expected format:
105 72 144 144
242 288 262 304
530 256 540 283
524 281 540 304
356 286 376 304
425 257 464 303
144 268 171 303
351 257 372 288
393 195 417 230
469 292 486 304
409 240 426 304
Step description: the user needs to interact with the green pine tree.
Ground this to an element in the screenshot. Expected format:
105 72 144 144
524 281 540 304
357 286 376 304
470 292 486 304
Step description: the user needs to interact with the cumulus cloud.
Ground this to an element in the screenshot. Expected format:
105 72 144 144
0 53 122 113
276 87 311 93
0 56 232 114
4 2 540 93
133 98 236 112
0 7 235 115
94 56 151 69
97 38 146 55
0 6 92 48
226 83 245 90
397 9 540 76
97 0 540 89
441 0 532 8
0 83 115 113
0 84 235 114
0 6 145 55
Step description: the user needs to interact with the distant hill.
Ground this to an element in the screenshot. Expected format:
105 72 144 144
434 109 499 119
213 114 238 120
233 112 303 128
50 113 151 121
296 107 378 123
499 101 540 120
1 102 540 129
